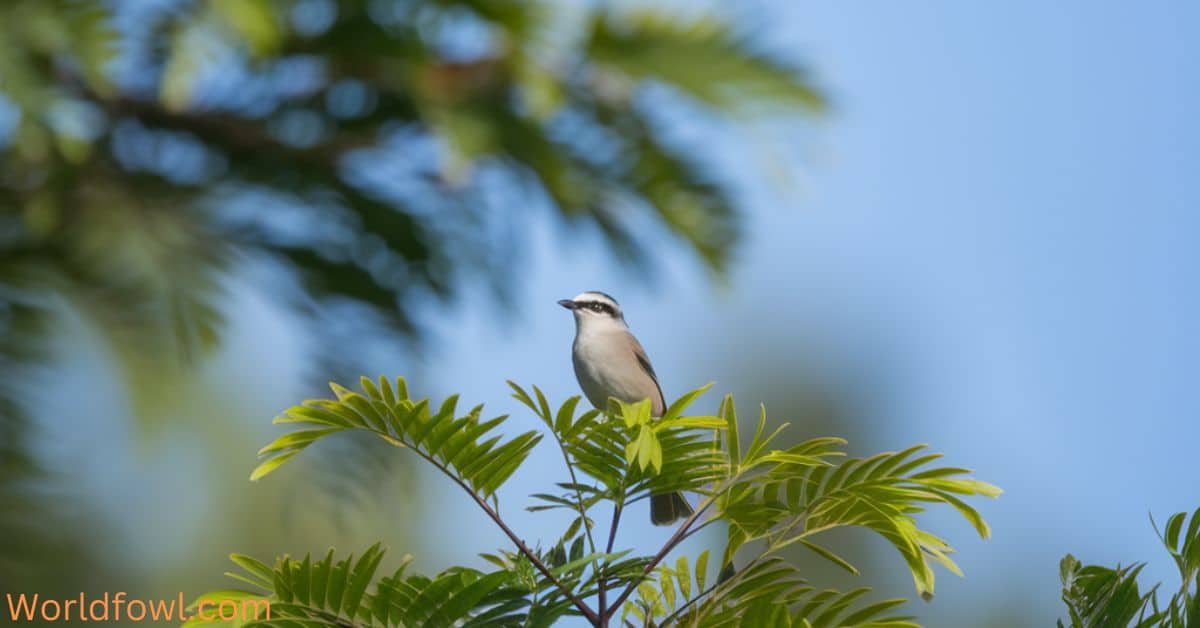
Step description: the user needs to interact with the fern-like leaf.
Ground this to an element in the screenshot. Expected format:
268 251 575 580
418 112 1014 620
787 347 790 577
1059 508 1200 627
194 546 539 627
254 377 542 502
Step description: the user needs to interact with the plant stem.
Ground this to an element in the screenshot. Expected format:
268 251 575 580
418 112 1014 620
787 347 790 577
300 607 359 628
658 554 762 627
550 430 599 555
656 581 720 626
415 447 600 624
597 501 624 625
601 465 750 623
603 497 714 622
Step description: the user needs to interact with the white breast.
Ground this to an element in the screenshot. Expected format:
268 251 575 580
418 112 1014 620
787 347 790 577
571 327 663 416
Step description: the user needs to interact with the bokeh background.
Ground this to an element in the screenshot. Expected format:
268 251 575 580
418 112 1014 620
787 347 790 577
2 1 1197 626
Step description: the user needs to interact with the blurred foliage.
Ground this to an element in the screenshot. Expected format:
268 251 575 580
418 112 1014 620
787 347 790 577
195 377 998 626
0 0 823 349
0 0 823 598
1058 508 1200 627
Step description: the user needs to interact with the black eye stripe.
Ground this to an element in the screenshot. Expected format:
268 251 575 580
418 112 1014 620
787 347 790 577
580 301 615 315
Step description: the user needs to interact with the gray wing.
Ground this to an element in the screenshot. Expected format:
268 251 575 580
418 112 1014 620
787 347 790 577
631 337 666 417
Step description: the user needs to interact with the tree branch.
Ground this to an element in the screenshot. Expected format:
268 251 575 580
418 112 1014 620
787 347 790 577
411 447 601 624
597 501 624 624
605 503 624 556
603 497 714 622
657 553 764 627
549 429 599 556
657 581 720 627
94 93 360 168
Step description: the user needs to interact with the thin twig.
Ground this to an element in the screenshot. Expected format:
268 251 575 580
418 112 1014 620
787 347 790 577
657 581 720 627
603 498 715 622
605 502 624 555
597 501 624 624
603 462 751 622
549 429 600 556
549 412 606 624
302 608 359 628
658 553 762 627
414 448 600 624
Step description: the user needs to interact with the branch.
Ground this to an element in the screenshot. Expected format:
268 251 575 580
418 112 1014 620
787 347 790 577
298 606 359 628
549 429 600 556
546 407 609 623
658 553 766 627
597 501 624 623
657 580 720 627
605 505 623 556
604 497 714 621
78 84 372 172
602 449 755 621
412 447 600 624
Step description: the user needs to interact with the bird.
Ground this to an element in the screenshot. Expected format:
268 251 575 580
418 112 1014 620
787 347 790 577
558 291 694 525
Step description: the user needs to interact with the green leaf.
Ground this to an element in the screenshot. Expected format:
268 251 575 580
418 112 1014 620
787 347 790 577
675 556 692 599
229 554 275 589
430 570 513 625
798 540 860 576
554 396 581 434
633 426 655 470
327 553 349 615
275 404 355 428
209 0 282 58
624 432 639 466
621 398 653 428
256 427 342 455
550 549 631 578
586 10 825 114
506 380 538 416
329 381 357 402
533 385 554 425
249 450 300 481
838 597 912 626
648 432 663 473
923 488 992 539
311 548 332 610
660 569 677 611
563 409 601 441
662 382 714 420
378 375 397 407
634 426 654 471
723 525 746 579
721 394 740 470
359 376 382 402
758 451 834 468
654 415 726 431
696 551 709 592
342 543 385 619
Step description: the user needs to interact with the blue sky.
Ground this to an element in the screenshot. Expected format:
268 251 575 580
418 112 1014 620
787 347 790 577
407 2 1200 624
27 2 1199 626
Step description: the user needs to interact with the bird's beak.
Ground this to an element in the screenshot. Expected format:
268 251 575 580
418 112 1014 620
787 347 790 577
557 299 578 310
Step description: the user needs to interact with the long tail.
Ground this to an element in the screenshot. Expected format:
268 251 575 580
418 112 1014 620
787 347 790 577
650 491 693 526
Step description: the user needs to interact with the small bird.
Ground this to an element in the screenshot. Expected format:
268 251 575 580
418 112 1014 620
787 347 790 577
558 291 694 525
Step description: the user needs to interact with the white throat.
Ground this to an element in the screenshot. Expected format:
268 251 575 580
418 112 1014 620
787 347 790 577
572 312 629 338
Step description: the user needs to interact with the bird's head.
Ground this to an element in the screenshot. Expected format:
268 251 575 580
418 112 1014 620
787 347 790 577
558 291 626 329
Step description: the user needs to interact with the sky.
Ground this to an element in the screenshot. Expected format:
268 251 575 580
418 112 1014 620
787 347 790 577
25 2 1200 626
406 2 1200 625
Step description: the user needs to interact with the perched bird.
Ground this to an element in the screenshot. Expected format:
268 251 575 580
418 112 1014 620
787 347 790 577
558 291 694 525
